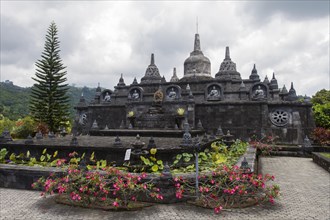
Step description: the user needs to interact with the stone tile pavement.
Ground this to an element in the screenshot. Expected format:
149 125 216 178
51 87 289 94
0 157 329 220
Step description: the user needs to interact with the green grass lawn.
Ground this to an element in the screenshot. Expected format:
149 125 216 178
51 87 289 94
320 152 330 159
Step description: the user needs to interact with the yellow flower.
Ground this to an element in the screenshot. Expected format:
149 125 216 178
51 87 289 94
127 111 135 117
150 148 157 155
177 108 185 116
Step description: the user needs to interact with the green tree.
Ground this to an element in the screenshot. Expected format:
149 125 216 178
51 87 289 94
311 89 330 129
30 22 70 132
311 89 330 105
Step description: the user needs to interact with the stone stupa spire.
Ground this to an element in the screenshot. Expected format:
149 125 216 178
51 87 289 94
182 28 212 81
170 67 179 82
225 46 231 60
215 46 241 80
193 33 201 52
141 53 162 84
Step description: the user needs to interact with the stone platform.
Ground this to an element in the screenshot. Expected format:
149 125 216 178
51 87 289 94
89 129 204 138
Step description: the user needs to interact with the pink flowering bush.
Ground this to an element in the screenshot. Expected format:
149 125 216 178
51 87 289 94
174 165 280 214
32 165 163 209
250 135 280 156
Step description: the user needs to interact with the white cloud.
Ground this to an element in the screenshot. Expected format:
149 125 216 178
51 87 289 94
1 1 329 96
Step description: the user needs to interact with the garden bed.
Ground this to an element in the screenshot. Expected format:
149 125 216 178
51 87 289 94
55 194 153 211
0 164 65 189
312 152 330 173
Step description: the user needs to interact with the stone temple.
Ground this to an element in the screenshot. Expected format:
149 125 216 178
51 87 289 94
73 32 314 144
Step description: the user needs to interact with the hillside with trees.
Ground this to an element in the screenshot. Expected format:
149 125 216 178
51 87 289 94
0 81 96 121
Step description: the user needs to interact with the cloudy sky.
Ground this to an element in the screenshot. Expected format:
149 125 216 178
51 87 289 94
1 1 329 96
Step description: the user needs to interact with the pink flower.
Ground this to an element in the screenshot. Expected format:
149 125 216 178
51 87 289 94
113 201 119 207
157 194 164 200
214 206 223 214
101 197 106 201
176 191 182 199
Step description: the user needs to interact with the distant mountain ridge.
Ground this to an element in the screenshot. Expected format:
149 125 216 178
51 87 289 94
0 81 96 120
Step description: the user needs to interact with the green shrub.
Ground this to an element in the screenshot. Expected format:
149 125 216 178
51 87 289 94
11 116 37 139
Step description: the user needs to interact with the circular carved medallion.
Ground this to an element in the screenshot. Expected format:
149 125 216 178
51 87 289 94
270 110 289 126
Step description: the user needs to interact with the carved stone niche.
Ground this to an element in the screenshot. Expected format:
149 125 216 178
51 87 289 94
165 85 182 101
250 83 268 101
205 83 222 101
101 89 113 103
128 87 144 102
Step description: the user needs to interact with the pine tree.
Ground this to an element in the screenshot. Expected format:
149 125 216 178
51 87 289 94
30 22 70 132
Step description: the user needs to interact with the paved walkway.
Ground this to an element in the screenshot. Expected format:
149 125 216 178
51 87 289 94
0 157 329 220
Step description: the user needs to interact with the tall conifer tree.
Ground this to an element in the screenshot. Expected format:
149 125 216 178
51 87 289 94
30 22 69 132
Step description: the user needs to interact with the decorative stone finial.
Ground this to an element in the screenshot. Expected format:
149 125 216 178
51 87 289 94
151 53 155 65
197 119 203 130
215 46 241 80
170 67 179 82
48 132 55 138
117 73 126 87
216 125 224 136
239 81 246 90
161 162 172 179
25 135 34 144
36 131 43 139
114 135 123 147
252 64 257 73
240 157 249 170
263 75 270 84
141 53 162 84
286 82 297 101
280 85 288 94
202 133 209 142
147 136 156 149
132 77 138 85
70 136 78 146
269 72 278 90
92 120 99 129
225 46 231 60
249 64 260 80
119 120 125 129
194 33 201 51
161 75 166 83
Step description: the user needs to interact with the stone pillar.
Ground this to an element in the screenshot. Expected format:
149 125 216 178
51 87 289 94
292 111 303 144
